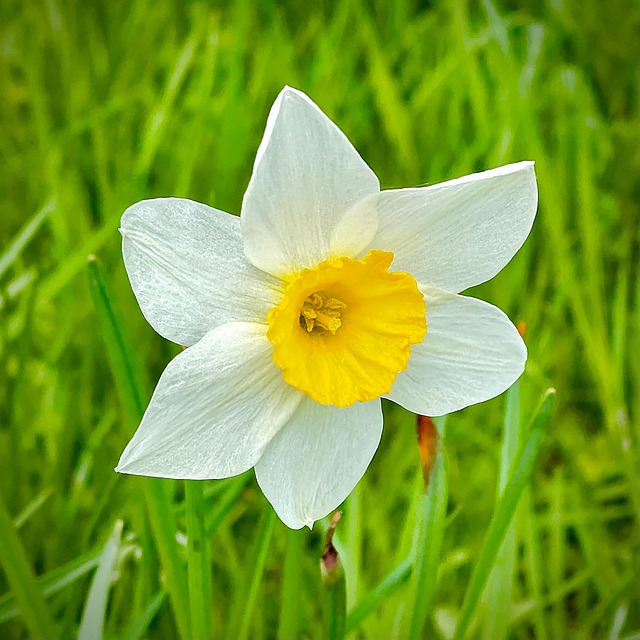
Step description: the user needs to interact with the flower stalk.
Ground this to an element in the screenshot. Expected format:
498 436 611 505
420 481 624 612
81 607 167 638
185 480 212 640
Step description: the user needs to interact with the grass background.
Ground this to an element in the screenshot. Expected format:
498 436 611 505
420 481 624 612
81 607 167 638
1 0 638 638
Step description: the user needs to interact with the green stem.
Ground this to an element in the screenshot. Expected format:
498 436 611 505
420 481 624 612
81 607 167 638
323 571 347 640
185 480 212 640
278 528 305 640
0 492 58 639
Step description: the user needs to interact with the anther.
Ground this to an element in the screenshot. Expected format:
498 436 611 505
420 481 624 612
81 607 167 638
299 291 346 335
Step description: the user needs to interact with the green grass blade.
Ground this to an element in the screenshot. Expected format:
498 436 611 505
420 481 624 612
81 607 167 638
0 198 55 280
86 256 191 639
237 508 277 640
13 487 54 530
205 473 252 536
406 417 449 639
278 527 305 640
36 216 120 306
86 255 146 419
519 488 548 639
453 389 556 640
185 480 212 640
0 492 58 638
482 381 522 640
346 556 413 633
548 468 566 637
124 589 168 640
136 30 201 178
0 549 101 624
78 520 123 640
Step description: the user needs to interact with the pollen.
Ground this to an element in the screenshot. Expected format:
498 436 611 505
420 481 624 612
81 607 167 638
299 292 347 334
267 251 427 407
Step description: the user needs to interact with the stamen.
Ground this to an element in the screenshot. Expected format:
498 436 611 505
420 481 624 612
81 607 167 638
299 291 346 335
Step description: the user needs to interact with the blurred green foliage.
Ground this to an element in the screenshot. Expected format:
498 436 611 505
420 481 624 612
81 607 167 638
0 0 638 638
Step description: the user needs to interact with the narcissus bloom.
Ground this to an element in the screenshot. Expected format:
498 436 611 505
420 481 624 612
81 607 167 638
116 87 537 529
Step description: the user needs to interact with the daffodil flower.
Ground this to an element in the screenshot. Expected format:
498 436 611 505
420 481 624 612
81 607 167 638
116 87 537 529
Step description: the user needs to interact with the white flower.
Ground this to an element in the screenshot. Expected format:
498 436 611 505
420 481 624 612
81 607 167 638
116 87 537 529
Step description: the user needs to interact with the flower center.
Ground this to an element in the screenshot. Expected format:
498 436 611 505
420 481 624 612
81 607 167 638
299 292 346 334
267 250 427 407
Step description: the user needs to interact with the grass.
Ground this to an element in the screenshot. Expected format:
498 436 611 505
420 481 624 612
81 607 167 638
1 0 638 638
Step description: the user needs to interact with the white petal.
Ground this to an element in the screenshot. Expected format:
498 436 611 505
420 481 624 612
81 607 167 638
387 287 526 416
367 162 537 292
121 198 281 346
254 398 383 529
241 87 380 277
116 322 302 479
